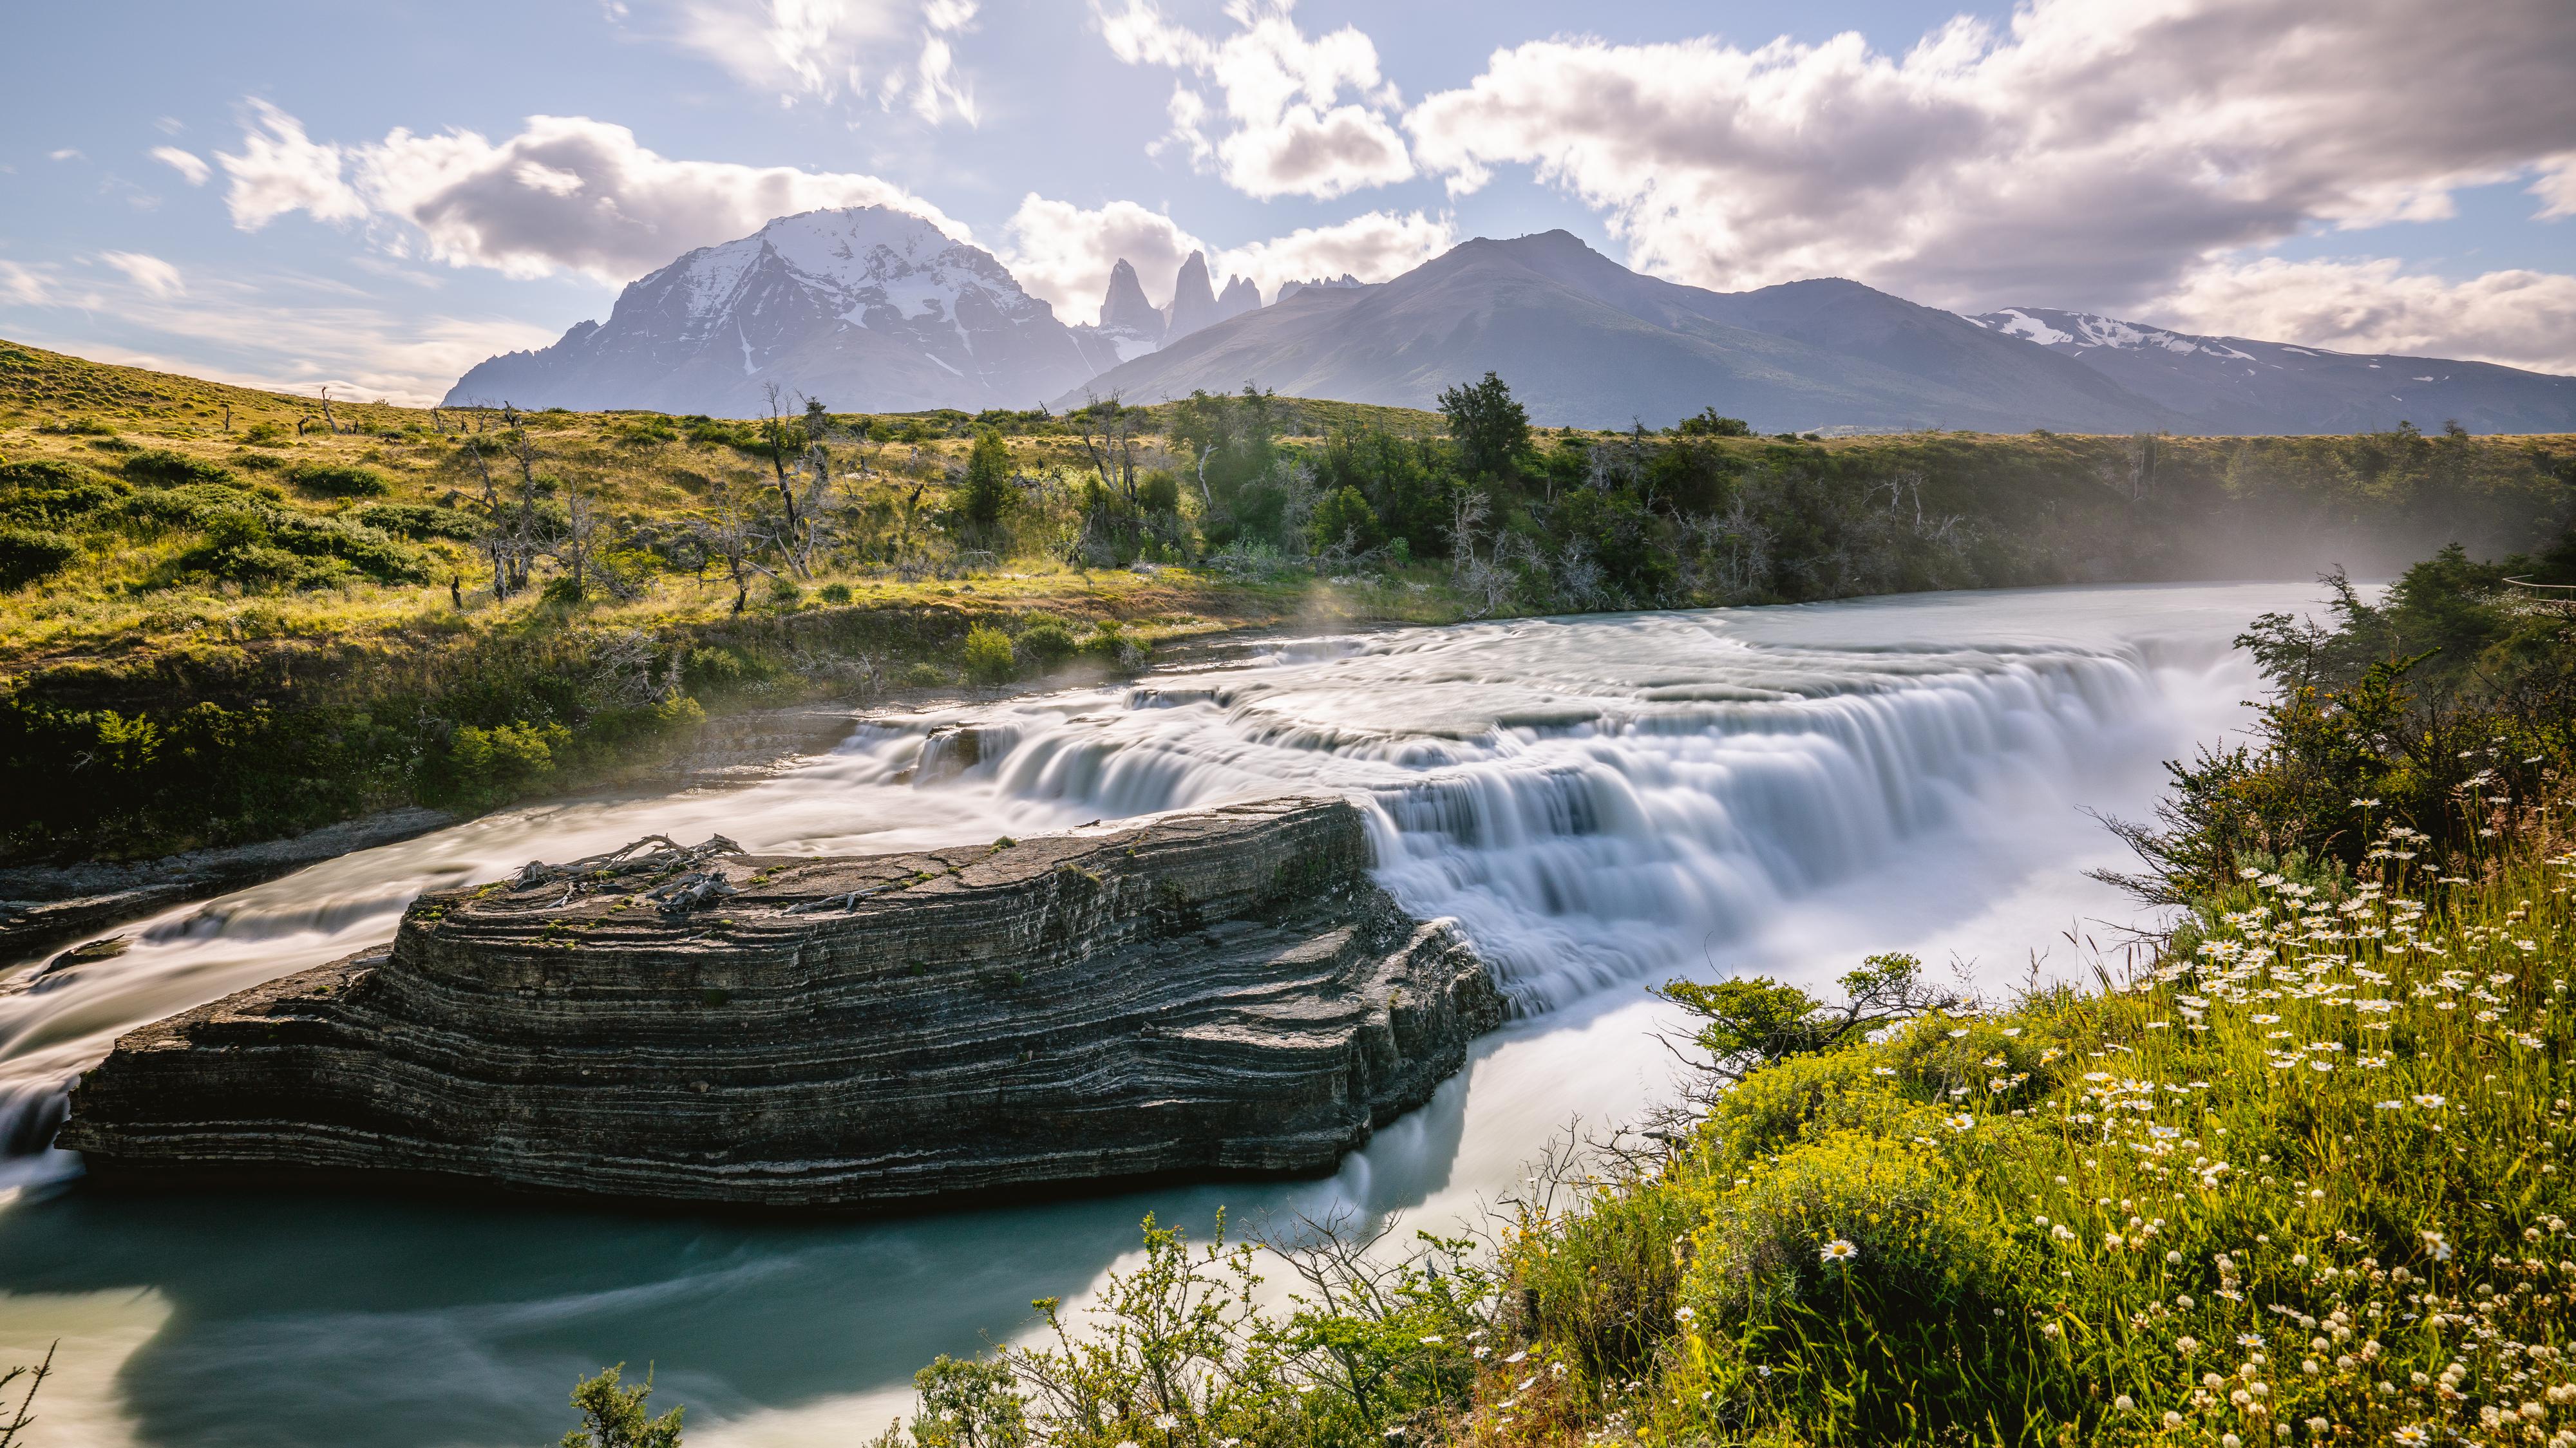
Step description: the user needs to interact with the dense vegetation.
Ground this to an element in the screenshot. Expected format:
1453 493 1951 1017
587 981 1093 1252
488 538 2576 1447
3 335 2571 865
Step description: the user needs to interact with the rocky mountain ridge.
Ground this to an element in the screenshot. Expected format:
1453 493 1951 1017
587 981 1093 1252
1966 306 2576 435
444 210 2575 434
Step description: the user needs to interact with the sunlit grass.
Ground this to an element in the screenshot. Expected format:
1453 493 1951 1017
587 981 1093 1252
1490 816 2576 1447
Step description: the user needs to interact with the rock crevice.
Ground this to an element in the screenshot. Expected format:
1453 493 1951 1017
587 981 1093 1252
60 796 1503 1209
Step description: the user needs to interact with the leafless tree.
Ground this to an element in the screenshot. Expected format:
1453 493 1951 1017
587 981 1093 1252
760 381 810 573
692 478 775 614
1074 393 1141 507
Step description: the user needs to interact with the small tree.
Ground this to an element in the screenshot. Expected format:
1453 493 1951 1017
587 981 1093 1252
1436 371 1528 479
1307 485 1380 555
960 428 1014 536
558 1364 684 1448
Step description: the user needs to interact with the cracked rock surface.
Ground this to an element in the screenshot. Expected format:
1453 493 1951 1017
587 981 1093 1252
59 795 1503 1209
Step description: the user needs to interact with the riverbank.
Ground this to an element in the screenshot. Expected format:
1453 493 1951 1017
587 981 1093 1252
10 336 2573 871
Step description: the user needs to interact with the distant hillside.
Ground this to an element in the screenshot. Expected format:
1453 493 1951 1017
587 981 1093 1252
1967 306 2576 435
1061 232 2183 434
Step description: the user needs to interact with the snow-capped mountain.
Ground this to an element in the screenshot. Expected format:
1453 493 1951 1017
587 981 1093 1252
445 207 1115 417
1967 307 2576 434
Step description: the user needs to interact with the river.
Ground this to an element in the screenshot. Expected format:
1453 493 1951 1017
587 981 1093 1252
0 581 2316 1446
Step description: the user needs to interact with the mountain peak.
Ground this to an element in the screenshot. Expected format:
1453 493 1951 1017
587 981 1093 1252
1166 251 1224 341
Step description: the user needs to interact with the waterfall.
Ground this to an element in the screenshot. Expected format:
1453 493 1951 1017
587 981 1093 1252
0 587 2294 1192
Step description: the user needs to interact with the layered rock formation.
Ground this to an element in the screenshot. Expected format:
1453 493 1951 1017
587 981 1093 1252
61 796 1501 1210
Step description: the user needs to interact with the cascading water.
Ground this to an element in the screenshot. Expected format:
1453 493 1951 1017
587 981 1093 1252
0 582 2315 1447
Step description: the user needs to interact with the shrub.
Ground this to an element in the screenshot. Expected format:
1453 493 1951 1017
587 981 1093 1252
961 625 1018 684
768 578 803 606
1676 408 1752 437
352 502 478 541
1307 485 1380 552
240 421 288 446
818 581 853 604
1 460 128 526
285 462 392 497
899 661 948 688
443 720 570 791
1015 619 1079 669
0 528 78 590
120 449 234 487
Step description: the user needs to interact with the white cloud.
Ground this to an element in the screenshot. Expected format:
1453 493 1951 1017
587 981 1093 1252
149 146 211 186
1404 0 2576 312
668 0 981 124
47 148 84 163
1098 0 1410 200
1000 194 1204 323
1000 195 1454 323
213 104 961 283
216 99 368 230
0 256 558 406
99 251 185 299
0 259 55 307
2531 153 2576 221
2150 258 2576 375
1212 209 1454 298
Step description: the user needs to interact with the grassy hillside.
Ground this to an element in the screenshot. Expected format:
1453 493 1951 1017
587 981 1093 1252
3 337 2572 865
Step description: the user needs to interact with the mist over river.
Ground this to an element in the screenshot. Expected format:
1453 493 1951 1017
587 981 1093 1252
0 582 2320 1447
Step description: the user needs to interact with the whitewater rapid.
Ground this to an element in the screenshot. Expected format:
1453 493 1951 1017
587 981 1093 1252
0 582 2313 1447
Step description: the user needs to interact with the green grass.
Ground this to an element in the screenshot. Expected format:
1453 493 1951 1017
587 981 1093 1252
1491 823 2576 1446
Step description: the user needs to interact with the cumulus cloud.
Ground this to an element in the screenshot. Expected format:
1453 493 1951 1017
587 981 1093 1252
149 146 211 186
216 100 369 229
1212 209 1454 298
1001 194 1205 323
1000 194 1454 323
212 104 960 283
100 251 185 299
2150 258 2576 375
1404 0 2576 313
1098 0 1410 200
668 0 981 123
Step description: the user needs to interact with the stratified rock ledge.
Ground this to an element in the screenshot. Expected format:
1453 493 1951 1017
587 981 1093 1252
58 796 1502 1209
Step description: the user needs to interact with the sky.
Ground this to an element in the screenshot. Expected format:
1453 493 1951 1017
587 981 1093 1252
1 0 2571 406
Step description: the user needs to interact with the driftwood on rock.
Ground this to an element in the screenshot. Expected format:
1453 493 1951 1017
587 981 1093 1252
59 796 1503 1210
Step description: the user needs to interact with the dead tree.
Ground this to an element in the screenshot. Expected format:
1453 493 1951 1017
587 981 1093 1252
760 381 809 574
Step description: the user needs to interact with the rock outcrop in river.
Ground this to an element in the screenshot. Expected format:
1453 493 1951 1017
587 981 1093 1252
59 796 1502 1208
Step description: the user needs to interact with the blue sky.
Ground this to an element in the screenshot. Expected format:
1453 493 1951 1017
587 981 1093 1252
2 0 2569 403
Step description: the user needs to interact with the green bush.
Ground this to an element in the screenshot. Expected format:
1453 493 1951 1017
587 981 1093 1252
239 421 288 446
285 462 392 497
1015 617 1079 668
120 449 234 487
0 528 78 589
1308 484 1380 552
899 661 948 688
353 502 478 541
961 625 1018 684
1 460 128 526
817 581 853 604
